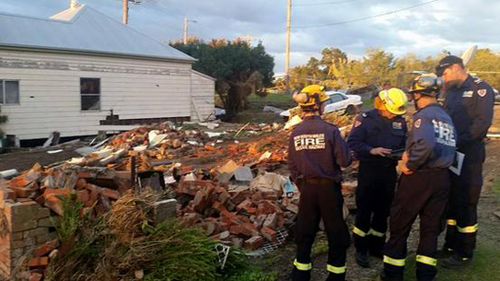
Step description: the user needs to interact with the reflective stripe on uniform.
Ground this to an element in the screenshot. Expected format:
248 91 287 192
447 219 457 226
293 259 312 271
383 255 405 267
368 228 385 237
416 255 437 267
457 224 478 233
326 264 346 274
353 226 367 237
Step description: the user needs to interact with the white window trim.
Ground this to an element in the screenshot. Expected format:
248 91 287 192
0 80 20 106
80 78 101 111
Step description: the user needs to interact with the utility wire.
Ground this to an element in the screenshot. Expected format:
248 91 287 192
294 0 357 7
295 0 440 28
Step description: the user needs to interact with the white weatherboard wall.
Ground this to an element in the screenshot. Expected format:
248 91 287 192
0 49 193 140
190 70 215 121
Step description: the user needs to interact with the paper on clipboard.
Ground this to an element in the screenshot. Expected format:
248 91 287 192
449 152 465 176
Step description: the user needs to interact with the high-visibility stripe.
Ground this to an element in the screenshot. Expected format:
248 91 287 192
326 264 346 274
368 229 385 237
353 226 367 237
416 255 437 267
293 259 312 271
447 219 457 226
383 255 405 267
457 224 478 233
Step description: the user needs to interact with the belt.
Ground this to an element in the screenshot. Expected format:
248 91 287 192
300 178 336 185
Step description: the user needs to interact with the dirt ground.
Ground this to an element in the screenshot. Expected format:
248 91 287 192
263 140 500 281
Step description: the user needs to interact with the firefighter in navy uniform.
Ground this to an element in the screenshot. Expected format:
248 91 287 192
288 85 352 281
435 56 495 267
348 88 408 268
381 74 456 281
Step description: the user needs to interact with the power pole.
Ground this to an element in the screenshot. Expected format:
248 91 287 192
285 0 292 92
183 17 188 44
122 0 129 25
183 17 197 44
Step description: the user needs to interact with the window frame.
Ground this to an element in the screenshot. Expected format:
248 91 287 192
0 80 20 105
80 77 101 111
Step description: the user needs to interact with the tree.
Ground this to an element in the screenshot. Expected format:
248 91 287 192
171 38 275 118
468 49 500 89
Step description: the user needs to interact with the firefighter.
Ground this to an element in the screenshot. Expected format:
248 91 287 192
381 74 457 281
435 56 495 267
288 85 352 281
348 88 408 268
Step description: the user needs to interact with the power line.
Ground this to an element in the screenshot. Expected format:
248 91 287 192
294 0 357 7
295 0 440 29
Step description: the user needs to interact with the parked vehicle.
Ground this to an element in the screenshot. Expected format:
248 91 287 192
280 91 362 118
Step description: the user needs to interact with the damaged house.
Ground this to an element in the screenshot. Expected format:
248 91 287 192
0 2 215 145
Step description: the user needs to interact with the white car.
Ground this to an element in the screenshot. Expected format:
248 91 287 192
280 91 363 118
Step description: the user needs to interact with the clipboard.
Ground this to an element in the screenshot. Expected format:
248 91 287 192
449 152 465 176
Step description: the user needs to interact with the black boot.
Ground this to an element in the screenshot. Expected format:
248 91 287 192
440 254 472 269
326 273 346 281
291 268 311 281
355 252 370 268
436 246 454 259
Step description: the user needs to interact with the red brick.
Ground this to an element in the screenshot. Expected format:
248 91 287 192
193 189 211 213
44 196 64 216
76 190 90 205
43 188 71 201
229 223 258 237
11 181 39 198
261 226 277 241
181 213 201 226
263 213 278 229
9 175 32 188
34 239 59 257
236 199 257 215
75 178 87 190
230 189 252 205
244 235 265 250
28 256 49 269
101 188 120 200
257 200 281 215
0 188 17 201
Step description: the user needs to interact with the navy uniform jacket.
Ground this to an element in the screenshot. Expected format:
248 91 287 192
347 109 407 165
444 75 495 152
406 104 456 171
288 116 352 183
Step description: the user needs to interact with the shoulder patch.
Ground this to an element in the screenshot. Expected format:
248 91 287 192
414 119 422 129
477 89 487 97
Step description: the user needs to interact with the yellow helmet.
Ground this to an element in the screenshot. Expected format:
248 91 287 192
377 88 408 115
293 85 330 110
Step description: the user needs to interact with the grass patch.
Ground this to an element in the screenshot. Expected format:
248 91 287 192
402 242 500 281
47 191 280 281
248 93 295 111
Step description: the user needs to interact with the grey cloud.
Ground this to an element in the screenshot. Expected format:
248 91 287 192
0 0 498 73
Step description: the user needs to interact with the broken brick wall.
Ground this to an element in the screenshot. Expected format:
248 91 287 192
0 199 57 279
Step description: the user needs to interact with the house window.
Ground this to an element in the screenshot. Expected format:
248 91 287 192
80 78 100 111
0 80 20 105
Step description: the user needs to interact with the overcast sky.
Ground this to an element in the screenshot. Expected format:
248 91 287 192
1 0 499 74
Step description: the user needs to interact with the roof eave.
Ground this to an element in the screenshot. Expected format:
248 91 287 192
0 44 196 64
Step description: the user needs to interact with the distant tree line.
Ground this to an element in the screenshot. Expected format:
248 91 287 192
281 48 500 92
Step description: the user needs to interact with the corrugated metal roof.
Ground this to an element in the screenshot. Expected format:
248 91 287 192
0 5 194 62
